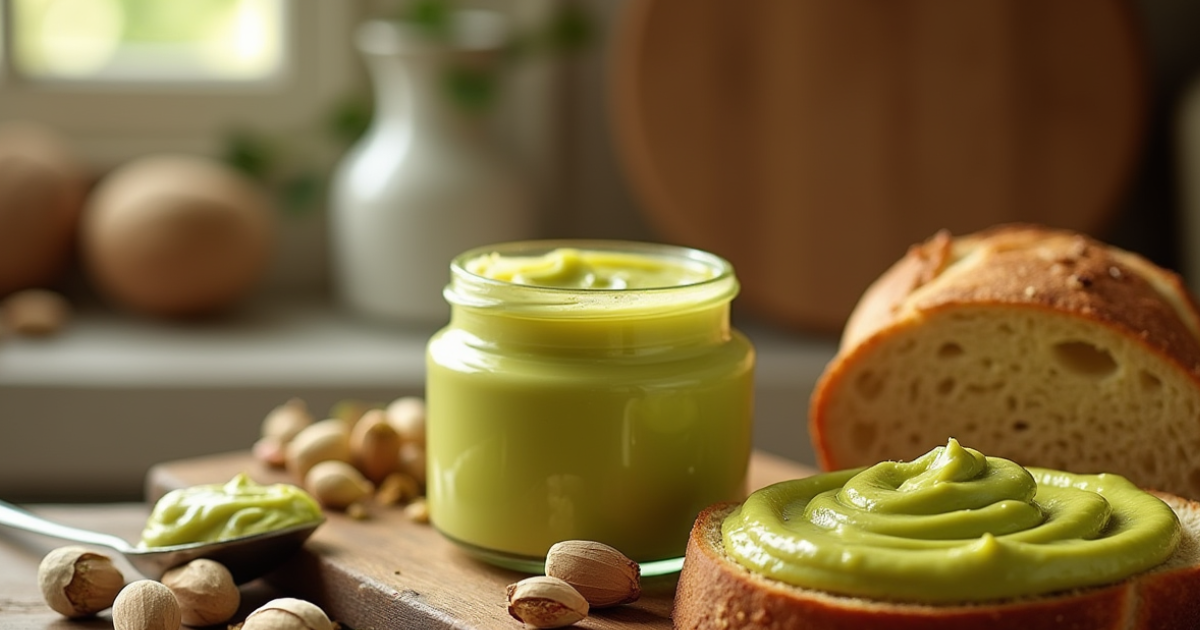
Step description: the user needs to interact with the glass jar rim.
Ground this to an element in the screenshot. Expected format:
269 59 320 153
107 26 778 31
444 239 739 318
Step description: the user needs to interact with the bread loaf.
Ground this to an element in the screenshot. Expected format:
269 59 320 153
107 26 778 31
808 224 1200 498
673 492 1200 630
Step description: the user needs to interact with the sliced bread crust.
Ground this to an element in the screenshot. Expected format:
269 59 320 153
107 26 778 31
673 493 1200 630
809 224 1200 498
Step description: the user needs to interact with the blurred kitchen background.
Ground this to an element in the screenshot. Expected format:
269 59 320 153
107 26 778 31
2 0 1200 501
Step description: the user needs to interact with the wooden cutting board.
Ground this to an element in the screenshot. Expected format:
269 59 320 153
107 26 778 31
146 450 815 630
610 0 1146 334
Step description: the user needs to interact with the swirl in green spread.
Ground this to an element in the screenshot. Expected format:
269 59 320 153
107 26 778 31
140 473 323 548
466 248 715 290
723 439 1181 603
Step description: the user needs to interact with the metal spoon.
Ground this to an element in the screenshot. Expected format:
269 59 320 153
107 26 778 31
0 498 323 584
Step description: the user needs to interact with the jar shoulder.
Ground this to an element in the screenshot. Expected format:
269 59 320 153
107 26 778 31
427 326 755 377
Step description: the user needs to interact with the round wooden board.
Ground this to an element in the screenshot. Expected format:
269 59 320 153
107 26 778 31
610 0 1146 334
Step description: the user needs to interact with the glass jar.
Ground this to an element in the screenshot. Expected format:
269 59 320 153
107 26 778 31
425 240 755 575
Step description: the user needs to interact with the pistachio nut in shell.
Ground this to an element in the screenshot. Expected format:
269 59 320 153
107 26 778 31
243 597 333 630
112 579 182 630
37 545 125 618
506 575 589 628
161 558 240 626
545 539 641 607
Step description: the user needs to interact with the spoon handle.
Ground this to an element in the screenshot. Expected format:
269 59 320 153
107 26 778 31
0 498 135 553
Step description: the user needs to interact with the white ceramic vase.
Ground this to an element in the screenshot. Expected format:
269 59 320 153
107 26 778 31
330 14 537 325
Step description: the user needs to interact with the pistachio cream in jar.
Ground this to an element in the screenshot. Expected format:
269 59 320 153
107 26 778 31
724 439 1181 602
426 241 755 574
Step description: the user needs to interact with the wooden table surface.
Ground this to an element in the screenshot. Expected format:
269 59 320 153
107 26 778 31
0 451 814 629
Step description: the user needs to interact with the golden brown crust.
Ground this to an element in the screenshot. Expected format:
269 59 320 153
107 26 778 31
839 224 1200 376
673 499 1200 630
1133 570 1200 629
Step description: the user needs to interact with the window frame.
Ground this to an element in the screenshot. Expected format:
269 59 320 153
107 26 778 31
0 0 364 169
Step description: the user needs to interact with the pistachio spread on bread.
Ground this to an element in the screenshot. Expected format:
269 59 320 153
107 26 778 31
723 440 1179 603
674 443 1200 630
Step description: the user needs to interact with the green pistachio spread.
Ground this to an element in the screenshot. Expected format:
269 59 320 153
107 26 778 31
140 473 323 548
723 439 1181 603
466 247 715 290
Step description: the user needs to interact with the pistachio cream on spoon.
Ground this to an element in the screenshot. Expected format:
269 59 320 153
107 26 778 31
723 439 1181 603
140 474 323 548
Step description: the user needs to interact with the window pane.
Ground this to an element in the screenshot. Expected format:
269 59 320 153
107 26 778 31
12 0 284 82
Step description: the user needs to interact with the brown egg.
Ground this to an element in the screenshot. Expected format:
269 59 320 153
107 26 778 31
81 154 275 318
0 122 90 297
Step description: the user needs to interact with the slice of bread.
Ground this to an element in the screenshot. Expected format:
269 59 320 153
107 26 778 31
808 224 1200 498
673 492 1200 630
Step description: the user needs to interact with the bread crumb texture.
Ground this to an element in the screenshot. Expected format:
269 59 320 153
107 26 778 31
810 225 1200 499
